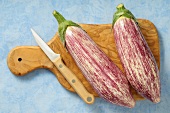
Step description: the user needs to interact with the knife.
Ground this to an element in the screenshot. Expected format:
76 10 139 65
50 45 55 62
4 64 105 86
31 29 94 104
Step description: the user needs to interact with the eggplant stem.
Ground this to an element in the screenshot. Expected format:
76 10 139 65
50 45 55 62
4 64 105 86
112 3 137 26
53 10 66 24
116 3 125 10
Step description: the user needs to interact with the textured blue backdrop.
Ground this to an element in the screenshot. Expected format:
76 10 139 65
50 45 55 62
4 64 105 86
0 0 170 113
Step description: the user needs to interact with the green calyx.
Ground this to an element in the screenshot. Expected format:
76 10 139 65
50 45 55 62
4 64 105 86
53 10 81 46
112 3 137 26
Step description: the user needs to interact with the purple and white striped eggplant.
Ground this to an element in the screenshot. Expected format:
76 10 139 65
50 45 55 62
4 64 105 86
53 10 135 108
112 4 160 103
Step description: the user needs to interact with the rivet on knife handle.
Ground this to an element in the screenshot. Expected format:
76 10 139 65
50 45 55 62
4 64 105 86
53 57 95 104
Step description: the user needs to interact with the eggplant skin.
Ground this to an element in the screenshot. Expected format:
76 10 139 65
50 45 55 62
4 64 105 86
113 17 160 103
65 26 135 108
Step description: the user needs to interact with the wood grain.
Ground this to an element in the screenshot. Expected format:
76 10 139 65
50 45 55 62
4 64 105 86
7 19 160 100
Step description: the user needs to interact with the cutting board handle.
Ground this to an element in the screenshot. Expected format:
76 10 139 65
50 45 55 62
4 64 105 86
7 46 53 75
7 46 77 92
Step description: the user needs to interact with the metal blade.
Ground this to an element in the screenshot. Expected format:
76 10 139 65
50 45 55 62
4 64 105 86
31 28 60 61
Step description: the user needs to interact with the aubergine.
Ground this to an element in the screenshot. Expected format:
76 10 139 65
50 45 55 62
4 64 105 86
53 10 135 108
112 4 160 103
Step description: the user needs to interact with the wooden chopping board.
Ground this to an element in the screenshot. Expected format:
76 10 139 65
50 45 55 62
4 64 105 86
7 19 160 100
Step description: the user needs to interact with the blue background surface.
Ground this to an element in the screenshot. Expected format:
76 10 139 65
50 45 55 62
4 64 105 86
0 0 170 113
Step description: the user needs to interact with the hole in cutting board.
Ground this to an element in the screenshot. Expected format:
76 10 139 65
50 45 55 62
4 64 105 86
18 58 22 62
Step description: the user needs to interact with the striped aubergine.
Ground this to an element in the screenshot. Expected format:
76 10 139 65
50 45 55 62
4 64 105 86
53 10 135 108
112 4 160 103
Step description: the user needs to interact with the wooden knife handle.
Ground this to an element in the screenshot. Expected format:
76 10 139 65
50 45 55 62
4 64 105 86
53 57 95 104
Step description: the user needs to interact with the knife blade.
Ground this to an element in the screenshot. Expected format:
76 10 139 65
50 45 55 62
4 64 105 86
31 28 94 104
